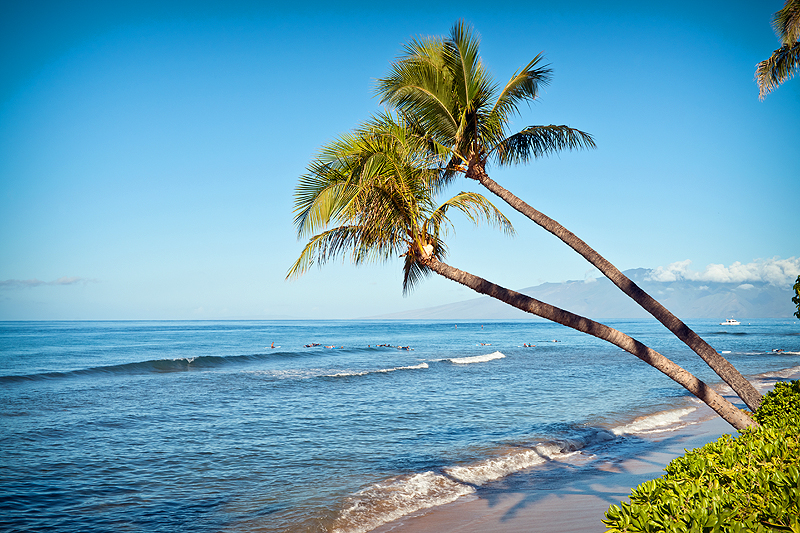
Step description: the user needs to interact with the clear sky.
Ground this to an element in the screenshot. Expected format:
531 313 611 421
1 0 797 320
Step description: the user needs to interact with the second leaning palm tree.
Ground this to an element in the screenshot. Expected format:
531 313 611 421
376 22 763 411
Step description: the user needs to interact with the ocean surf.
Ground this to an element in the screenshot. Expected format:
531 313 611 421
1 319 798 532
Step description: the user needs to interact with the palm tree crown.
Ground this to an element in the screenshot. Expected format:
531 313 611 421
376 21 595 179
288 113 514 293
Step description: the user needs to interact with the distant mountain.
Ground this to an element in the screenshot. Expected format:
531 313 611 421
375 268 796 320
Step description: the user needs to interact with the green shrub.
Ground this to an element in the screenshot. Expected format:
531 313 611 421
603 380 800 533
755 380 800 428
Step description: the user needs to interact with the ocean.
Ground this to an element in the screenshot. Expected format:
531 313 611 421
1 319 799 532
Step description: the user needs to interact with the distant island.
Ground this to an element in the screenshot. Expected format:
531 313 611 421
374 268 795 320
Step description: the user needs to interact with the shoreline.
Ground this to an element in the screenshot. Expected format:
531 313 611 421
372 411 733 533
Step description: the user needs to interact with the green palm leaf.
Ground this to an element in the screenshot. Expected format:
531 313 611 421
287 225 371 280
756 42 800 99
376 38 460 143
493 125 596 165
757 0 800 99
489 54 552 126
773 0 800 46
427 191 515 238
444 21 495 117
402 252 433 294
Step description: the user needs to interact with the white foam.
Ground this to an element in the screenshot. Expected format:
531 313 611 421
448 351 505 365
753 365 800 392
444 443 580 486
612 407 697 435
244 369 319 379
328 370 370 377
330 471 474 533
327 363 429 378
761 365 800 379
376 363 429 373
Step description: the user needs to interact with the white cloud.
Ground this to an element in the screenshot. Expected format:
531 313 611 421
0 277 95 289
646 257 800 286
647 259 692 282
736 284 755 290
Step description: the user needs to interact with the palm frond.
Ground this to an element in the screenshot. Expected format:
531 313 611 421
492 125 596 165
489 53 552 126
445 21 495 114
443 21 498 156
286 225 368 280
376 38 461 144
293 134 389 237
402 253 433 294
756 42 800 99
773 0 800 46
293 173 359 238
427 191 515 238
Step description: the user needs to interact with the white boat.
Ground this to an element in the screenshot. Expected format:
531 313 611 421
720 318 741 325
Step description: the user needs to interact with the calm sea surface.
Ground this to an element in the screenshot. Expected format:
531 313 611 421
1 319 799 532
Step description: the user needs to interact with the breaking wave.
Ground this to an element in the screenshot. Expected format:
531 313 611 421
325 363 429 378
448 351 505 364
611 407 697 435
330 471 474 533
445 441 585 485
0 352 295 383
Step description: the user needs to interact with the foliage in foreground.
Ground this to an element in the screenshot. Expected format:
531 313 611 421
603 380 800 532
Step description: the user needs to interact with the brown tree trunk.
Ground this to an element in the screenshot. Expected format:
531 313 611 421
422 256 757 430
466 163 762 412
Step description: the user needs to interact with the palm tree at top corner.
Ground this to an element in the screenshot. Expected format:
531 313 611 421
756 0 800 99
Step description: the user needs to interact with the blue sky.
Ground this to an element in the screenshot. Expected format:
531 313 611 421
1 0 797 320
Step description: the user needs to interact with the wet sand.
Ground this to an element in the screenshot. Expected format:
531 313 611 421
372 412 734 533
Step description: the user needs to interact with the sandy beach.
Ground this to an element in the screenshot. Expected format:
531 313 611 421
373 411 734 533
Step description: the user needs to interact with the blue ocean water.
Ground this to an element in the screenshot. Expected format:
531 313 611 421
1 319 799 532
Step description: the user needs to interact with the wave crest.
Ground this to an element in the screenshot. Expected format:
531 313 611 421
448 351 505 365
0 352 290 383
611 407 696 435
326 363 429 378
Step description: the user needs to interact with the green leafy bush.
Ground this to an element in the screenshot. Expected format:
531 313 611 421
755 380 800 428
603 380 800 532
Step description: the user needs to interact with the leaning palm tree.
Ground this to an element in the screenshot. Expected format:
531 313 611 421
756 0 800 99
376 21 763 412
287 114 756 430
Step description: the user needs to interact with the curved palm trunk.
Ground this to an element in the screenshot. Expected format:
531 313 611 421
466 164 763 412
422 256 756 430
